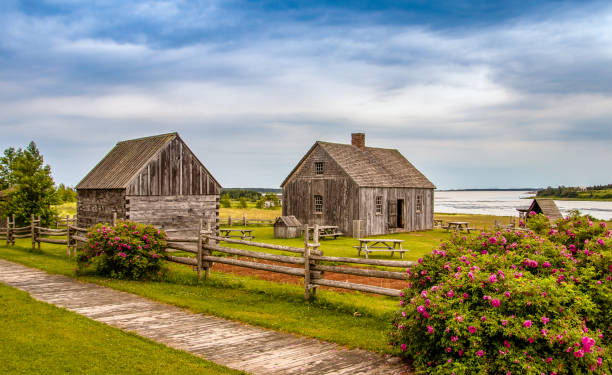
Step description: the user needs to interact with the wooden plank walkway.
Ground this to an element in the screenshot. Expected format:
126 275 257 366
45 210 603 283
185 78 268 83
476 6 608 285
0 260 408 375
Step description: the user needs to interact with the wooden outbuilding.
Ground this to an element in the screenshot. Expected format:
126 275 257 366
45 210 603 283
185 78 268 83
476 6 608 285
281 133 436 237
517 198 563 222
274 216 302 238
76 133 221 235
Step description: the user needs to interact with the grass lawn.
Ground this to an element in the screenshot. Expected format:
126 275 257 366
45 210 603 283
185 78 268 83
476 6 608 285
0 283 244 375
0 239 399 353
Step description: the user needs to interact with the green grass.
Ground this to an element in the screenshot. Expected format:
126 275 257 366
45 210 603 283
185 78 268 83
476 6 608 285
0 283 244 375
53 202 77 217
0 239 399 353
535 189 612 201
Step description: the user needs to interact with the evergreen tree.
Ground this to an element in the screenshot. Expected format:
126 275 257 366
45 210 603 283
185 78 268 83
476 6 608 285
0 142 58 226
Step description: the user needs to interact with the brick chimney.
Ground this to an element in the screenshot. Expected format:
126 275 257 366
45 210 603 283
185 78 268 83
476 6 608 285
351 133 365 149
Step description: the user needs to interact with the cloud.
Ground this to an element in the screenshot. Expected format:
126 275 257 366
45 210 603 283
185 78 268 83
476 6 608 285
1 0 611 188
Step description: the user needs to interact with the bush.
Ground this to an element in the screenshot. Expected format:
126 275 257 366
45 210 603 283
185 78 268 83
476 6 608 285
77 220 167 280
238 196 248 208
390 214 611 374
220 193 231 208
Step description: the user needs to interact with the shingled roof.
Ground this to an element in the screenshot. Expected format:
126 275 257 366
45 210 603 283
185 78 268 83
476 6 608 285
76 133 177 189
282 140 435 188
529 198 563 221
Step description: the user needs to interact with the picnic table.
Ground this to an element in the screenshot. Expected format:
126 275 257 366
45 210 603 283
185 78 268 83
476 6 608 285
444 221 473 233
219 228 254 240
353 238 406 259
304 225 343 239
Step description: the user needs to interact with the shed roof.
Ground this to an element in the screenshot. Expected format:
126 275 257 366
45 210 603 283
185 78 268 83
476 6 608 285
76 132 220 190
281 141 435 188
275 215 302 227
529 198 563 221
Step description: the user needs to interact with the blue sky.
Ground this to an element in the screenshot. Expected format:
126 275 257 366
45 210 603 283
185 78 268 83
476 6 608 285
1 0 611 189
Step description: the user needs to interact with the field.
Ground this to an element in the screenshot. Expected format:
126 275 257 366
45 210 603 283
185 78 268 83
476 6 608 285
0 283 243 375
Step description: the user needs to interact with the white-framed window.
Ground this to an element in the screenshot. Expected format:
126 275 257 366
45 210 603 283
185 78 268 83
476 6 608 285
416 195 423 213
314 195 323 213
314 161 324 175
375 196 383 214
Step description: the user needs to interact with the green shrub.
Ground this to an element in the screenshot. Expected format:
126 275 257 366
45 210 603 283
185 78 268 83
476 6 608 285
238 196 248 208
220 193 231 208
390 214 611 374
77 220 167 280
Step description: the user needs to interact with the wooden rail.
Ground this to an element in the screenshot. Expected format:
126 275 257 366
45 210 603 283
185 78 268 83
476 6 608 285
4 216 411 299
219 215 277 226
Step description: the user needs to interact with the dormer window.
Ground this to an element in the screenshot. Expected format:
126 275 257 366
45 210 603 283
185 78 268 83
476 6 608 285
315 162 324 175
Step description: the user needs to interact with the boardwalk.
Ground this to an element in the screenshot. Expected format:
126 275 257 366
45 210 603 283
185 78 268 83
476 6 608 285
0 260 408 375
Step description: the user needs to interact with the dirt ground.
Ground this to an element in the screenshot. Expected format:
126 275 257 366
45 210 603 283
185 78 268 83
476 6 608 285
211 257 408 294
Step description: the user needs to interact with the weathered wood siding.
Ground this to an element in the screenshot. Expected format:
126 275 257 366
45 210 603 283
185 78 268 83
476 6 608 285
359 187 434 235
127 195 219 236
77 189 126 228
282 145 359 236
125 137 219 196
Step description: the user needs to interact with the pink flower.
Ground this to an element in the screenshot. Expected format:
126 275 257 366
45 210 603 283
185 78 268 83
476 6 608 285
451 336 458 342
504 340 511 348
468 326 477 334
489 274 498 283
427 325 434 334
491 299 501 308
523 320 532 328
504 291 511 298
476 350 484 357
542 316 550 325
401 344 407 351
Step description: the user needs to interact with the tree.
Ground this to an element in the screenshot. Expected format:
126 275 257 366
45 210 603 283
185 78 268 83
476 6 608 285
56 183 77 202
220 193 232 208
238 196 248 208
0 142 58 226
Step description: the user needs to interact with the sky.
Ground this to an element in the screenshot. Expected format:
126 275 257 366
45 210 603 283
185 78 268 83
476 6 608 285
1 0 611 190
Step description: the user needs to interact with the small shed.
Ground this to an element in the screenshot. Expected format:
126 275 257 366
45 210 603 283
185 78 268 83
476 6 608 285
76 133 221 236
517 198 563 222
274 216 302 238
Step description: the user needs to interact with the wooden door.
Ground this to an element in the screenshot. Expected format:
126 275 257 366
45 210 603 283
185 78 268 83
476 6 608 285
388 200 397 228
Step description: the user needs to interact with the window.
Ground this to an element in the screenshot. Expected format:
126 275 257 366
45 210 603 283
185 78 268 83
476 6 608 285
416 195 423 213
314 161 324 175
314 195 323 213
375 196 383 214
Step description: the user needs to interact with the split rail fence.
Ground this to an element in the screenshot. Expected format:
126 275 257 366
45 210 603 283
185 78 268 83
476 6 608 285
3 216 412 299
219 215 277 226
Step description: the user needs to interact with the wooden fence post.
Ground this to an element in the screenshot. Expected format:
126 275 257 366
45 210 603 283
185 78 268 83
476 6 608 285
66 224 72 257
112 211 117 226
204 221 212 279
31 214 35 249
37 215 41 250
311 224 320 298
303 224 311 300
5 217 9 247
197 219 203 280
228 215 232 227
11 215 15 246
243 214 247 226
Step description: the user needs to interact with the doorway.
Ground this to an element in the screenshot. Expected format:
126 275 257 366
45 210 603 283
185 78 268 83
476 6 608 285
397 199 405 228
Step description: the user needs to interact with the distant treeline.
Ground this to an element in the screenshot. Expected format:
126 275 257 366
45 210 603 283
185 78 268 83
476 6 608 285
537 184 612 199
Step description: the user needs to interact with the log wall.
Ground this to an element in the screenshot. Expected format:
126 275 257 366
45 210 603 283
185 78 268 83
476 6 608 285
77 189 126 228
127 195 219 236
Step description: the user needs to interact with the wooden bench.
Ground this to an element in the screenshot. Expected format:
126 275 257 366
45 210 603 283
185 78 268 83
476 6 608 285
304 225 343 240
219 229 254 241
354 239 407 259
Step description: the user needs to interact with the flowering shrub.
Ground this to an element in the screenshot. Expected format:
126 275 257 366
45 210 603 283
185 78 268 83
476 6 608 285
77 220 167 280
390 214 611 374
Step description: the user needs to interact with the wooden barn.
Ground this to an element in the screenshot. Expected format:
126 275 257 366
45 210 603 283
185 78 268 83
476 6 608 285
281 133 435 237
76 133 221 235
517 198 563 222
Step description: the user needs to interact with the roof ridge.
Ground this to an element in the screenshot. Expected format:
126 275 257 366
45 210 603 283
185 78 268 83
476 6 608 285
116 132 177 144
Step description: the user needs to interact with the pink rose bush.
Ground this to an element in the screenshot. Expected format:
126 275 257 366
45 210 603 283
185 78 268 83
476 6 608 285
390 213 611 374
77 220 167 280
